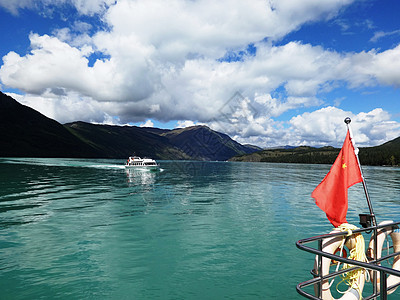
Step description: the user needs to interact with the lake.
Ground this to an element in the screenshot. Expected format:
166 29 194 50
1 158 400 299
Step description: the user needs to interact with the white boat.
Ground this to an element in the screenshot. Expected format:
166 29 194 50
125 156 159 170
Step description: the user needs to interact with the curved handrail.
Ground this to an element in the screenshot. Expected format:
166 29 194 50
296 221 400 299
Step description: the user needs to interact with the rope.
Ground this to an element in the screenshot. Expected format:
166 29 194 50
335 223 368 300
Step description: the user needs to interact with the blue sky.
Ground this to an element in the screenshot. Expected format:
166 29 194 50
1 0 400 148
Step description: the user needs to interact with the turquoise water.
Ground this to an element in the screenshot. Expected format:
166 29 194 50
1 158 400 299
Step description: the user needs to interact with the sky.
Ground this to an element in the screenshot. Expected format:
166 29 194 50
1 0 400 148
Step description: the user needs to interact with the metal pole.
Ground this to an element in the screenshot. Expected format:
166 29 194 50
380 271 388 300
373 226 378 298
344 117 377 226
317 239 323 299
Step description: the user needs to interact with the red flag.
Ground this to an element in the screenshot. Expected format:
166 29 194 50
312 130 363 227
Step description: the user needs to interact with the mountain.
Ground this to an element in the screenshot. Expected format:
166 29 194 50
63 121 189 160
230 143 400 166
63 122 260 161
159 125 261 161
229 146 337 164
0 92 259 160
358 137 400 166
0 92 99 158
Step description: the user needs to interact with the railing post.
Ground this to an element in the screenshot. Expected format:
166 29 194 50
373 226 378 298
380 270 387 300
317 239 323 299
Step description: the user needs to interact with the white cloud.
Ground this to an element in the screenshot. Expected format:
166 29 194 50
2 0 400 148
140 120 154 128
370 45 400 87
70 0 116 16
102 0 350 62
288 107 400 147
8 92 105 123
0 34 107 98
0 0 33 15
370 29 400 43
176 120 197 128
289 106 354 145
0 0 115 16
0 1 365 116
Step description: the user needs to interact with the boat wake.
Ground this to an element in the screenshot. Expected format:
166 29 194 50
88 164 126 170
1 158 126 170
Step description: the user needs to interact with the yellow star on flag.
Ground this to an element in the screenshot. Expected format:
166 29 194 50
342 163 347 169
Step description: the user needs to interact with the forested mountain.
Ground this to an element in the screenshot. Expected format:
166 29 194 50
159 125 259 161
359 137 400 166
0 92 259 160
63 121 189 160
230 142 400 166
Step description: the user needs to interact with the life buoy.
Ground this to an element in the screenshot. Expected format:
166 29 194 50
367 220 400 295
332 248 348 265
313 225 366 300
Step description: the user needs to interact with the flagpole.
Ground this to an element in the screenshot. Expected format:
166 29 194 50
344 117 377 226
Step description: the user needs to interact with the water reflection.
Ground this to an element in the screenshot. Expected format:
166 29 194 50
125 168 157 185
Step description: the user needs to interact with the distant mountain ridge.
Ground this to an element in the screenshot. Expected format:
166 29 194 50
230 143 400 166
0 92 260 160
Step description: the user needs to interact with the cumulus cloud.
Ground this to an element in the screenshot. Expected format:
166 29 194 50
370 45 400 87
140 120 154 128
288 107 400 147
0 0 115 16
1 34 98 96
2 0 400 148
8 92 106 124
176 120 198 128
